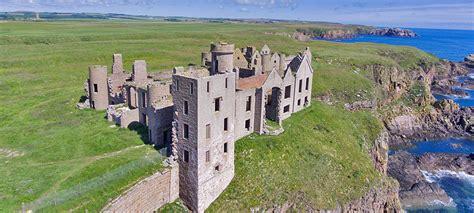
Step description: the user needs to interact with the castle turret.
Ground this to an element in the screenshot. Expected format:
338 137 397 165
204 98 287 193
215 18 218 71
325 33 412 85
112 54 124 74
279 53 287 71
88 65 108 110
147 84 161 106
132 60 148 82
210 42 234 75
261 45 272 74
201 52 211 67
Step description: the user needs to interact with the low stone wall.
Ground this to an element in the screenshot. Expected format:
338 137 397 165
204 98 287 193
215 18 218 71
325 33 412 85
102 164 179 212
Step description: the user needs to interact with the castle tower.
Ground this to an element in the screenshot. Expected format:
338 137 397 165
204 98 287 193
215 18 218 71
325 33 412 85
88 65 108 110
172 70 236 212
147 83 174 148
201 52 211 67
112 54 124 74
261 44 272 74
132 60 148 82
279 53 287 71
210 42 234 75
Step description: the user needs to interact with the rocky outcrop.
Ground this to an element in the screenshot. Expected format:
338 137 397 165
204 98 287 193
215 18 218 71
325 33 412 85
317 29 359 40
388 151 455 209
418 153 474 175
340 178 401 212
464 54 474 68
385 100 473 147
299 27 416 40
369 28 417 37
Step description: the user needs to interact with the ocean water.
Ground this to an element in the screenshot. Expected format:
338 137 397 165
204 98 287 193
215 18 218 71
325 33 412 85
407 138 474 156
329 28 474 62
405 138 474 213
329 28 474 107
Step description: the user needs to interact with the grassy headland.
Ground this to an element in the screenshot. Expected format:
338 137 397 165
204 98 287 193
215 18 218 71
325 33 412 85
0 21 438 211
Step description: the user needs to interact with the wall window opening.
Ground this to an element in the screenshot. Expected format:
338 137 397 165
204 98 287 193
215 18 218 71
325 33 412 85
246 96 252 111
206 150 210 163
215 98 220 111
183 124 189 139
184 150 189 162
299 79 303 93
245 119 251 131
284 85 291 99
184 101 189 115
224 118 228 131
206 124 211 139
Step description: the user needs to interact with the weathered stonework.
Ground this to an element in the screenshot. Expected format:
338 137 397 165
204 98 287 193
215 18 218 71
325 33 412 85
102 165 179 212
84 42 314 212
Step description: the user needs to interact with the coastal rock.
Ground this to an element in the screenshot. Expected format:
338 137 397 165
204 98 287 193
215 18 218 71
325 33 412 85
369 28 417 37
388 151 453 209
464 54 474 68
418 153 474 175
386 115 422 138
431 79 468 97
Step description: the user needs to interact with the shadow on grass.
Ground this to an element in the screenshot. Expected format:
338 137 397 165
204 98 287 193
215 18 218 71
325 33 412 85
127 122 171 156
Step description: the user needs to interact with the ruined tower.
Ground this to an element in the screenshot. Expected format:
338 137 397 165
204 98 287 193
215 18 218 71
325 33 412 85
132 60 148 82
210 42 234 75
88 65 108 110
112 54 124 74
261 44 272 74
173 55 236 212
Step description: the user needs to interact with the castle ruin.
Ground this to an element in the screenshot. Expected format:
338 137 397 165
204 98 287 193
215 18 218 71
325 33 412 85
83 42 314 212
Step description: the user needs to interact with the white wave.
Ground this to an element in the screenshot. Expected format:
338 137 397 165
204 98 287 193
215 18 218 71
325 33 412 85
431 198 457 208
421 169 474 186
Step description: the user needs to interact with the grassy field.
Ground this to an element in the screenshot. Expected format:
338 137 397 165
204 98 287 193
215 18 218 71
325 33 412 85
0 21 438 212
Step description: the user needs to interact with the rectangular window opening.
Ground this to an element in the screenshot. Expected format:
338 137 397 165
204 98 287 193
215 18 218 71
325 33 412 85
299 79 303 93
214 98 220 111
184 150 189 162
190 82 194 94
298 99 301 106
246 96 252 111
245 119 251 131
93 84 98 93
224 118 228 131
183 124 189 139
284 85 291 99
284 105 290 113
184 101 189 115
142 92 146 108
224 142 228 153
206 150 210 163
225 78 228 88
176 79 180 91
207 81 210 93
206 124 211 139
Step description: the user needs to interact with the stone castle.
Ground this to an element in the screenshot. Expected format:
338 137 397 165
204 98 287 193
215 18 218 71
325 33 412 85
83 42 314 212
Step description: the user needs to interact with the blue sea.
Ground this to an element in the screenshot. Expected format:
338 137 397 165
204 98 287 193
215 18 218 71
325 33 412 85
329 28 474 62
330 29 474 212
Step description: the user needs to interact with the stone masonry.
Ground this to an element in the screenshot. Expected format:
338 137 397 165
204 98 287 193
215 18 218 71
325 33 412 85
83 42 314 212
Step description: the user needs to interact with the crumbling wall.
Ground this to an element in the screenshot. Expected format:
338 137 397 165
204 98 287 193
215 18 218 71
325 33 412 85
102 165 179 213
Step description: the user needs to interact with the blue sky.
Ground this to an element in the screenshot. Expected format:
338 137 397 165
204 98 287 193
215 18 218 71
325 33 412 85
1 0 473 29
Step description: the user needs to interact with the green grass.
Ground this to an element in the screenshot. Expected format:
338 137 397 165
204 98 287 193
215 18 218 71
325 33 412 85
0 21 438 211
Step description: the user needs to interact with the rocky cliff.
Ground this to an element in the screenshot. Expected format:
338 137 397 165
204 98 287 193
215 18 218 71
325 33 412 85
296 27 417 40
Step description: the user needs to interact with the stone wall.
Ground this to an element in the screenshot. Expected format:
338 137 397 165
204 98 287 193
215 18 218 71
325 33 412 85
102 165 179 213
